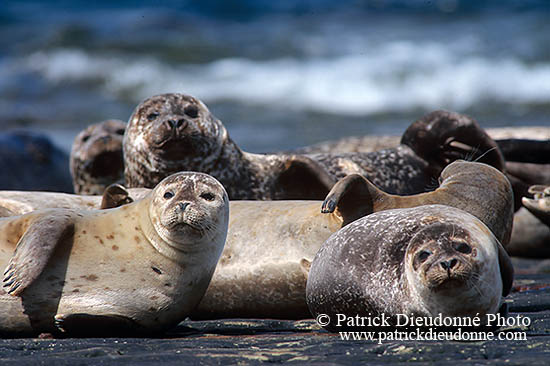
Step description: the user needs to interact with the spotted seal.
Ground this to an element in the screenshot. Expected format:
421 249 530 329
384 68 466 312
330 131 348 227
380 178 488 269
306 204 514 332
192 161 513 319
70 119 127 195
0 162 514 320
123 95 504 199
0 172 229 336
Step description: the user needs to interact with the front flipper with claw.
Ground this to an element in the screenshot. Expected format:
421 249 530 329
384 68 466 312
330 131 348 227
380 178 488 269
2 211 76 296
522 185 550 227
321 174 387 226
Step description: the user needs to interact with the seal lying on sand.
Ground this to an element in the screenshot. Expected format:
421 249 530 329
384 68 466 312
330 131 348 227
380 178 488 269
192 161 513 319
70 120 127 195
0 172 229 336
0 130 72 193
0 162 514 319
0 186 149 217
306 204 514 332
123 95 504 198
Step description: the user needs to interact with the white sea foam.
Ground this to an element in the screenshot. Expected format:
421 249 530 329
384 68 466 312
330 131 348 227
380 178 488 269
24 43 550 115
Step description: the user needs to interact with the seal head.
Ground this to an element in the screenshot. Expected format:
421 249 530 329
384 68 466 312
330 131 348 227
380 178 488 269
70 119 127 195
147 172 230 252
124 94 227 188
401 110 505 174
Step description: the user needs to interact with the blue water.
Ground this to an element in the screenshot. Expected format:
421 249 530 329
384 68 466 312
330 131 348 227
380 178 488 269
1 0 549 152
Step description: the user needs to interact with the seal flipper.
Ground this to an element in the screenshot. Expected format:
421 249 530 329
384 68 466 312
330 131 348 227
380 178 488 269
273 155 336 200
321 174 387 226
522 185 550 227
101 183 134 209
54 313 142 336
3 212 75 296
300 258 311 280
497 242 514 297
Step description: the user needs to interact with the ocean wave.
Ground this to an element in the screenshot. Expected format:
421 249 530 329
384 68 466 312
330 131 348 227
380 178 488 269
24 44 550 116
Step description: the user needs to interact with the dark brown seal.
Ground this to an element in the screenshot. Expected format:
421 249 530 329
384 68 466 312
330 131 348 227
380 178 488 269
70 119 127 195
124 96 504 199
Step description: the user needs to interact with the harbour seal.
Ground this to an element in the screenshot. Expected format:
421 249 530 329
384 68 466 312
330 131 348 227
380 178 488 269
306 204 514 332
192 161 514 319
0 172 229 336
0 185 149 217
70 119 127 195
321 160 514 247
0 130 72 192
289 124 550 156
0 161 514 320
123 96 504 199
522 185 550 227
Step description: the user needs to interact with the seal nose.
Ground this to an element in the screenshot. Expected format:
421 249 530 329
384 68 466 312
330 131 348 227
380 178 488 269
178 202 190 212
166 119 188 129
440 258 458 270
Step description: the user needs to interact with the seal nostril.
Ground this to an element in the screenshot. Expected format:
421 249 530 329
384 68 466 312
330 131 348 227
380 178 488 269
440 261 449 270
166 120 177 129
176 119 187 128
449 258 458 268
178 202 190 211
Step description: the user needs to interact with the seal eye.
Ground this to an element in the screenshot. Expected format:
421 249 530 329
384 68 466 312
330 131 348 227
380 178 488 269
200 192 215 201
454 242 472 254
82 135 90 143
418 250 431 262
147 112 159 121
163 191 174 200
115 128 125 135
184 105 199 118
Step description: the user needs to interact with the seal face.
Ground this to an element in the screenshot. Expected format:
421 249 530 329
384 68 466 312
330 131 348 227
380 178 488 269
306 205 513 332
70 119 127 195
124 93 227 189
146 172 230 256
0 172 229 336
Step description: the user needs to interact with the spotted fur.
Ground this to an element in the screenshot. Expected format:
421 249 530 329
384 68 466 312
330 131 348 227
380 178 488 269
124 96 504 199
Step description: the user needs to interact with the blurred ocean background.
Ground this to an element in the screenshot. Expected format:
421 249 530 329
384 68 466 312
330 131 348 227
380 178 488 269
1 0 549 152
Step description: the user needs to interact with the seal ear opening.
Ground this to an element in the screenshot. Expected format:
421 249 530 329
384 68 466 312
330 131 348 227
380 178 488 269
497 243 514 297
321 174 387 226
101 184 134 209
273 156 335 200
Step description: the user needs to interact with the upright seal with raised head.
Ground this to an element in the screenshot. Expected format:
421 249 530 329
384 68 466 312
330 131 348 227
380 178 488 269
0 172 229 336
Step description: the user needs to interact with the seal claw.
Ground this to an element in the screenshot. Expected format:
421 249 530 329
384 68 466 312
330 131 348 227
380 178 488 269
321 199 336 214
6 281 21 295
54 314 67 332
3 264 12 276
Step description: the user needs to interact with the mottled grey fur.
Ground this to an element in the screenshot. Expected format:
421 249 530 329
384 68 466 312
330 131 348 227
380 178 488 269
124 96 504 199
306 205 513 332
